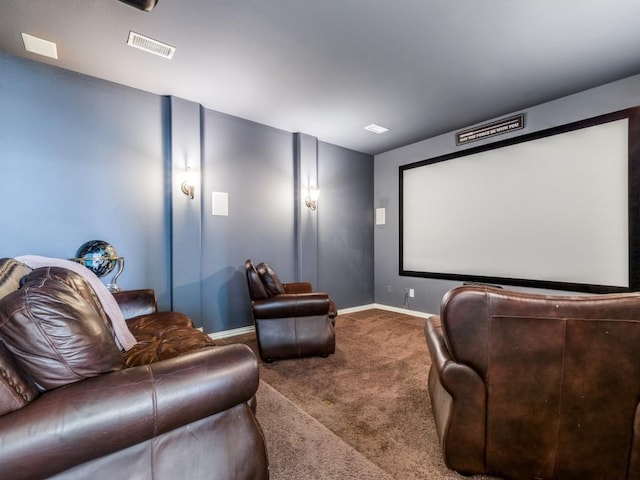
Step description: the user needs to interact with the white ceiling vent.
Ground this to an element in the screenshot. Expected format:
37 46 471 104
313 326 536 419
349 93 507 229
127 31 175 59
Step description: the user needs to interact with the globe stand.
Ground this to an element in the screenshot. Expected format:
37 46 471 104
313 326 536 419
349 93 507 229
106 257 125 293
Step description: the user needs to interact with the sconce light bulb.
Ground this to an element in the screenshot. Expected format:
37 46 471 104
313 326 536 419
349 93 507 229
181 166 197 200
305 186 319 211
181 181 195 199
305 197 317 211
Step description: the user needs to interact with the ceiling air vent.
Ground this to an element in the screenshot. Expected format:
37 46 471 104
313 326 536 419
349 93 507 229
127 31 175 59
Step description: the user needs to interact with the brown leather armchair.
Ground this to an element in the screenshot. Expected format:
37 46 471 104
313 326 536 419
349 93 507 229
245 259 336 362
425 284 640 480
0 259 269 480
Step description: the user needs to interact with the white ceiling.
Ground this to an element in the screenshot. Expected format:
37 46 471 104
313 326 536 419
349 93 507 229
2 0 640 155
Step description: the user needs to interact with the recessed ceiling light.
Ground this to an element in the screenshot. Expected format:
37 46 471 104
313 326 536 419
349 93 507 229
22 33 58 59
127 31 175 59
364 123 389 134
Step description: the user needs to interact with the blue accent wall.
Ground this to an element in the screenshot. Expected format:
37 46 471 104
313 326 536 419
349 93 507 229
318 141 374 308
200 109 296 331
169 97 203 323
1 52 374 333
0 52 172 309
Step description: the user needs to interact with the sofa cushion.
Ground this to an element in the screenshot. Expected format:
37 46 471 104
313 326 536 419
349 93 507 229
256 263 286 296
123 312 216 368
0 267 123 391
0 340 40 415
0 258 31 302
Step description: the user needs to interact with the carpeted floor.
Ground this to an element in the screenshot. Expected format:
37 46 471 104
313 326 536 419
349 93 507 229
255 380 394 480
222 309 499 480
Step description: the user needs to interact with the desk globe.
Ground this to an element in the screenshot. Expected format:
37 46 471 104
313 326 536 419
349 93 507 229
75 240 124 292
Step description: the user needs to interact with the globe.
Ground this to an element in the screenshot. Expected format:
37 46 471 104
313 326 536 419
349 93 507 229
76 240 119 277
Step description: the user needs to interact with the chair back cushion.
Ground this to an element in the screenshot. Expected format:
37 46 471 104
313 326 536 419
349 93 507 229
0 267 123 391
441 285 640 479
246 260 269 300
256 263 286 296
0 258 32 301
0 259 40 415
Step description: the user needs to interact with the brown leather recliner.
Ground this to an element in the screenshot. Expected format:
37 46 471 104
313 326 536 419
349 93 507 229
245 259 336 362
425 284 640 480
0 259 269 480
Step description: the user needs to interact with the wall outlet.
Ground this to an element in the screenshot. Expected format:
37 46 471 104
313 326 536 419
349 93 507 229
387 285 393 294
409 288 415 298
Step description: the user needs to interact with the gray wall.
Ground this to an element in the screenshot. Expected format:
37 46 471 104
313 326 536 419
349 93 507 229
318 141 374 308
374 73 640 315
200 109 296 332
1 52 374 334
0 52 172 309
199 115 375 332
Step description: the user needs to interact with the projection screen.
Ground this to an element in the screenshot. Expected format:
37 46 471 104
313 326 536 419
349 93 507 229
400 108 640 293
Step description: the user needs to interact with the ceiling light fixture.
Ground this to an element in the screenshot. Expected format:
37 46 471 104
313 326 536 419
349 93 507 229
127 31 175 59
21 33 58 59
364 123 389 134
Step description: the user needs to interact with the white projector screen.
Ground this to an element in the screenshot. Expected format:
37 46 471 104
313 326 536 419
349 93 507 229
400 109 640 293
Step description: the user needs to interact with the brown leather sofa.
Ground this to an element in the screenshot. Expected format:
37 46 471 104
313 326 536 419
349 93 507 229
0 258 269 480
245 259 336 362
425 284 640 480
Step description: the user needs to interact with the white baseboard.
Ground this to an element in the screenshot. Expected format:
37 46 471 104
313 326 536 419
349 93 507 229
209 325 255 340
336 304 376 314
208 304 435 340
342 303 435 318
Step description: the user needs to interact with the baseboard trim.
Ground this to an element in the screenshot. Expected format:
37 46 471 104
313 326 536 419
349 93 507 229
208 304 435 340
209 325 255 340
339 303 434 318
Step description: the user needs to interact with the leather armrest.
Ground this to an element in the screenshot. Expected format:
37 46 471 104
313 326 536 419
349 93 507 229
113 289 158 319
425 315 485 395
252 293 330 318
0 344 258 480
283 282 313 294
425 315 451 380
424 316 487 473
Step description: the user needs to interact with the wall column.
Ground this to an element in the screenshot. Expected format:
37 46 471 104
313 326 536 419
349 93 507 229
169 96 203 324
294 133 319 286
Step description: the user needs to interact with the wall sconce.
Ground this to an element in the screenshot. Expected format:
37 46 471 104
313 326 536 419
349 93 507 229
305 186 320 211
181 166 196 200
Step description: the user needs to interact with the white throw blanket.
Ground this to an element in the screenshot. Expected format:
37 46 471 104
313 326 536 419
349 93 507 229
15 255 137 351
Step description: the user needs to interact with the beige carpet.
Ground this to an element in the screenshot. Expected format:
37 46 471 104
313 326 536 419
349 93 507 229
255 380 394 480
224 309 498 480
